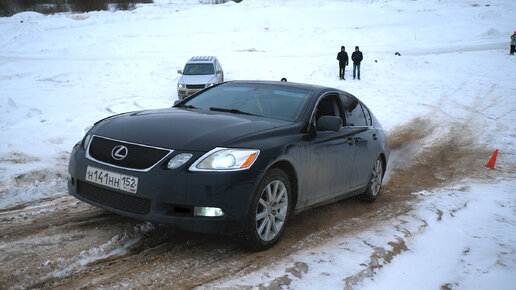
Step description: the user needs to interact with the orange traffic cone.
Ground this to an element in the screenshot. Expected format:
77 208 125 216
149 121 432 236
485 149 498 170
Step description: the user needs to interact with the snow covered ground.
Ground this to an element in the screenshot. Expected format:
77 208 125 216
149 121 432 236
206 180 516 289
1 0 515 288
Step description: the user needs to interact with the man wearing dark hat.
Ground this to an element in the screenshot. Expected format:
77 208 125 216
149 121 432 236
511 31 516 55
352 46 363 80
336 46 349 80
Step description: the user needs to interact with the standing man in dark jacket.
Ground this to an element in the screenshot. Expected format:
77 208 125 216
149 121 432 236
352 46 363 80
511 31 516 55
337 46 349 80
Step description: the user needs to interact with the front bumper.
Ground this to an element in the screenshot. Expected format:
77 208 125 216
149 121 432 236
177 88 203 99
67 145 263 234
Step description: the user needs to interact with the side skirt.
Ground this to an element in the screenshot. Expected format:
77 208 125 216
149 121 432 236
293 186 367 215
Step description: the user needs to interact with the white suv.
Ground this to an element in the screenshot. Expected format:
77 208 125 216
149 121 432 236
177 56 224 99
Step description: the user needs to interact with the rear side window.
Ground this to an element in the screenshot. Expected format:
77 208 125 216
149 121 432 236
362 105 372 126
340 94 367 126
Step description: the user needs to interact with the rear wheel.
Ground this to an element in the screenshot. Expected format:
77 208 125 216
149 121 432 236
242 168 291 251
359 157 383 202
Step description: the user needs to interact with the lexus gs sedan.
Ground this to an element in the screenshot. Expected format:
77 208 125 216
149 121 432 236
68 81 389 250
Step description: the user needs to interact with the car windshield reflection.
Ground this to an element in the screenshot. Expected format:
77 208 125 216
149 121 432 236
183 83 311 121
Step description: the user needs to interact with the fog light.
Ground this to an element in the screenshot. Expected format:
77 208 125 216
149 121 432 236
167 153 193 169
194 206 224 217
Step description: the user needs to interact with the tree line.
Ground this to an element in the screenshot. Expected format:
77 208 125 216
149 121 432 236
0 0 154 17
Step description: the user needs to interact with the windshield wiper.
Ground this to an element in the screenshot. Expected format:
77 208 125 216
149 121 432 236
209 107 262 117
176 104 197 109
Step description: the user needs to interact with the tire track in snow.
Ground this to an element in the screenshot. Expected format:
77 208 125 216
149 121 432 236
0 111 508 289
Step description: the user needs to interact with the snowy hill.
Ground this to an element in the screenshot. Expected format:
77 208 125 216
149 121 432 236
0 0 515 288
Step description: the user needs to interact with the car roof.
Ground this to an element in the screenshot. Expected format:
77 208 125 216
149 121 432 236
187 56 217 64
225 80 335 94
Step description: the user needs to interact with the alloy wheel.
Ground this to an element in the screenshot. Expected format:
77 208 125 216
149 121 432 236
255 179 289 241
371 159 383 197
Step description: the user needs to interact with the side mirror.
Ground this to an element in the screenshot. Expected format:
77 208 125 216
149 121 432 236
177 70 183 74
216 70 222 74
316 116 342 132
174 100 181 106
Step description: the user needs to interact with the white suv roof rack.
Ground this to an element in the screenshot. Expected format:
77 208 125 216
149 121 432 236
188 56 215 63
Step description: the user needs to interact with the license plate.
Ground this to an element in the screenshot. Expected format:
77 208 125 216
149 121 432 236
85 166 138 194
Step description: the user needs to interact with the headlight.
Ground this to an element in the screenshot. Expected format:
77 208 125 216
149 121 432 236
190 148 259 171
167 153 193 169
207 83 216 87
178 83 185 89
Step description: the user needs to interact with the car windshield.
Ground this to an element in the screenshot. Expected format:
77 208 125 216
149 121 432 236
183 63 215 75
182 83 312 122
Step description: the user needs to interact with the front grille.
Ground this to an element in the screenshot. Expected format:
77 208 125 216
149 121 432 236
186 84 205 89
78 181 151 215
88 136 171 171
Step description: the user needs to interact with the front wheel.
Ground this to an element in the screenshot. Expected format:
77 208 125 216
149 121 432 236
242 168 291 251
359 157 384 202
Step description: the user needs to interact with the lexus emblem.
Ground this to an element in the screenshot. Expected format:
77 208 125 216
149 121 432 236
111 145 128 160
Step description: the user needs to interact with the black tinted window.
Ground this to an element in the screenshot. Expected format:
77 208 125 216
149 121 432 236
315 95 342 123
341 95 366 126
184 83 312 121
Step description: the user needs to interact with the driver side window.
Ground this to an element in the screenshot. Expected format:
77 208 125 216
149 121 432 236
314 94 344 125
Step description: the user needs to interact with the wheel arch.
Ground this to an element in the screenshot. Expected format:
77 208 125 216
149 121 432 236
267 160 298 216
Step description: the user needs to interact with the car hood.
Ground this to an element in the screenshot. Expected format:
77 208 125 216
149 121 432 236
90 108 291 151
179 74 217 85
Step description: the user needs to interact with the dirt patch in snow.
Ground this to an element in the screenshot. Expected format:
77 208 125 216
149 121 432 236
388 121 484 188
0 152 41 164
0 117 500 289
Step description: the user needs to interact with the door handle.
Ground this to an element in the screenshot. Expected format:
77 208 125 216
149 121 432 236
354 137 368 144
347 137 355 145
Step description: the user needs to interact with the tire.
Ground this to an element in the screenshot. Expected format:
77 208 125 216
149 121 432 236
242 168 291 251
359 157 384 202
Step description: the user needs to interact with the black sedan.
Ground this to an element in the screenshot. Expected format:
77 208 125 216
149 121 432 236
68 81 389 250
